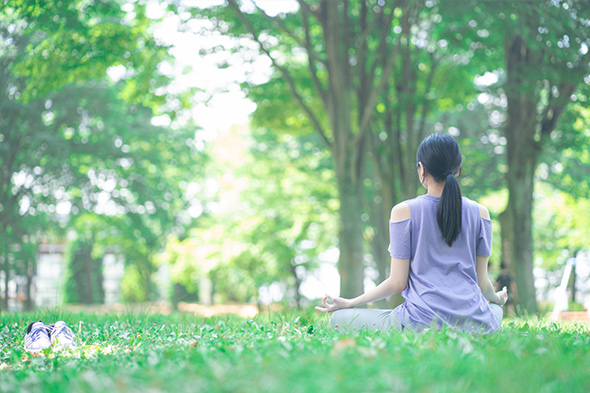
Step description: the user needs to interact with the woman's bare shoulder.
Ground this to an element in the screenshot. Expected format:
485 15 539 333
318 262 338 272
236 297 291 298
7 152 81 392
477 203 490 220
390 202 411 222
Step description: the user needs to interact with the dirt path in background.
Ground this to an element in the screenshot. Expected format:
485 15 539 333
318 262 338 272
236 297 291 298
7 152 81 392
64 301 259 318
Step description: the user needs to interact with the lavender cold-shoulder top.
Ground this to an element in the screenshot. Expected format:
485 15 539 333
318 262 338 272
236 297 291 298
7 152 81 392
388 194 499 333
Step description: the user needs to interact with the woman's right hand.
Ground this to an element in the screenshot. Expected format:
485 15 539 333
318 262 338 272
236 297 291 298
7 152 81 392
315 294 354 313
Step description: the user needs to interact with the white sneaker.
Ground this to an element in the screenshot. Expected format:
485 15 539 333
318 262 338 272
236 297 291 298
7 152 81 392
50 321 77 349
24 321 52 352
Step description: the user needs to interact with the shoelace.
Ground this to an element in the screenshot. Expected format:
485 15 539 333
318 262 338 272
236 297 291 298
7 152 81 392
46 324 55 335
52 325 75 341
26 326 49 344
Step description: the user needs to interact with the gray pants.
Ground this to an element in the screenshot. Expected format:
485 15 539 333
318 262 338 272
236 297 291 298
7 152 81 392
330 304 503 332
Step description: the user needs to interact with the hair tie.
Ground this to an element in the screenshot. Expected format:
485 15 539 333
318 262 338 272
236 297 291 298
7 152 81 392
446 171 453 177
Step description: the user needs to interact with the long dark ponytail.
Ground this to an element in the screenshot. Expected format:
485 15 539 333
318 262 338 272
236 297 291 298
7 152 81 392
416 134 463 246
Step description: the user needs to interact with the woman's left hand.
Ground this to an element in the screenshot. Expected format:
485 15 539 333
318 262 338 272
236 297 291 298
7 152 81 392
315 294 354 313
495 286 508 306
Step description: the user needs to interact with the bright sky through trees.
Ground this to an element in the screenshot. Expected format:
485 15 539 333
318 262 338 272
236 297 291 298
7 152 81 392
139 0 300 136
131 0 340 300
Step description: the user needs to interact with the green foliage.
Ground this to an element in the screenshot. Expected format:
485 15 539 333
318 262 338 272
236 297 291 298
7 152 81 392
534 185 590 269
121 264 148 303
542 103 590 199
1 311 590 392
158 126 337 305
1 0 200 307
248 68 325 138
439 105 507 201
33 81 204 301
156 234 204 294
231 129 338 300
3 0 170 109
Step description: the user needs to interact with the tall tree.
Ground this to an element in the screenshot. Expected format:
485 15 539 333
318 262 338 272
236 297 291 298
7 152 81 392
218 0 406 297
497 1 588 313
446 0 590 312
194 0 477 297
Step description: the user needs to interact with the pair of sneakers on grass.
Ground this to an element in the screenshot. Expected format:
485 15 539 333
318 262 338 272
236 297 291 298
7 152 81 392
24 321 77 352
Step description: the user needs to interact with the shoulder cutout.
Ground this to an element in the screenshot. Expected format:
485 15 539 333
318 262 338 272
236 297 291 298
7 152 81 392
477 203 490 220
390 202 411 222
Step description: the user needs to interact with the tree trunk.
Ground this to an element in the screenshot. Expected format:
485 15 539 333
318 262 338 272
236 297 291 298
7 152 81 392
289 260 302 308
24 270 34 311
1 263 8 310
502 34 542 315
369 198 389 284
570 251 578 304
70 241 104 304
498 208 516 277
226 0 400 300
367 140 394 286
336 168 365 298
368 118 421 308
501 25 583 314
504 119 539 314
370 179 407 309
23 254 35 311
367 188 390 309
506 169 537 314
83 245 94 303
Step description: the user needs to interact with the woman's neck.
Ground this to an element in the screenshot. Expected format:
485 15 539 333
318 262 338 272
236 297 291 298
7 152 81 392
426 180 445 197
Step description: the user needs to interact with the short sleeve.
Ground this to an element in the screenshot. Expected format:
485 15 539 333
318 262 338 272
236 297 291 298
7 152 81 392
388 219 411 259
476 218 493 256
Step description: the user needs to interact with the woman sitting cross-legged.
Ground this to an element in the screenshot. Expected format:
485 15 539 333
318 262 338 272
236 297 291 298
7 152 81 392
316 133 507 333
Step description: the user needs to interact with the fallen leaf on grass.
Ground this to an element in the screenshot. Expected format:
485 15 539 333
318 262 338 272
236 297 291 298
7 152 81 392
331 337 356 355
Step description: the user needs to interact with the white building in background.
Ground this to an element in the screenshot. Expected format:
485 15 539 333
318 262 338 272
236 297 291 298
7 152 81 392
535 251 590 310
1 243 126 310
102 252 125 305
154 263 172 305
0 271 26 311
35 242 68 307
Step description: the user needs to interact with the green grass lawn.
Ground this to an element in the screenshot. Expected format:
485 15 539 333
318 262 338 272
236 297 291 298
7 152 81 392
1 309 589 393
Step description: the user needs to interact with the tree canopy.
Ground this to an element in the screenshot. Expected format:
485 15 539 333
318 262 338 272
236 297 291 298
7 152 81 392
0 0 204 308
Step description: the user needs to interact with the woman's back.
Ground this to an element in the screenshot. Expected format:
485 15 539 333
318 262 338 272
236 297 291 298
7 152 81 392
389 194 499 333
